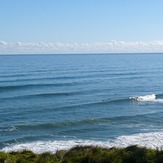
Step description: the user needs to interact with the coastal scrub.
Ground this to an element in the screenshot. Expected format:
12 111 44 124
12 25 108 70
1 145 163 163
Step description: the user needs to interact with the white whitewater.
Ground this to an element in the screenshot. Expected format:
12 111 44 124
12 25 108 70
2 132 163 154
130 94 163 102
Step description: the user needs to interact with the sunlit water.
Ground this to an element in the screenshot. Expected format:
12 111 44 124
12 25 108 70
1 54 163 153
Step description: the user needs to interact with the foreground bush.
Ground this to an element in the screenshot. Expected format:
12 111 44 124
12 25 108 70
1 145 163 163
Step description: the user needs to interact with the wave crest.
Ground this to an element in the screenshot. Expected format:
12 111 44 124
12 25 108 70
2 132 163 154
130 94 163 102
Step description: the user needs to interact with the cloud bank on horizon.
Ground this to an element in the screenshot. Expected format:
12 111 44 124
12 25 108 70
0 40 163 54
1 1 163 54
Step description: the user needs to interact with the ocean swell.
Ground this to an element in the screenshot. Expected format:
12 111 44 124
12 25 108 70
130 94 163 103
1 132 163 154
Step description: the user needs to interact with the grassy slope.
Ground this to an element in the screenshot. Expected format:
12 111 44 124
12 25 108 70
1 145 163 163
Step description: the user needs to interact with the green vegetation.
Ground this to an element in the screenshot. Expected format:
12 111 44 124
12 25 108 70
1 145 163 163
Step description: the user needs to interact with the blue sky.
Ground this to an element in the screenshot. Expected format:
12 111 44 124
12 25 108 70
0 0 163 54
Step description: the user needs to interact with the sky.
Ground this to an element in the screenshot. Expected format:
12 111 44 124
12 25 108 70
0 0 163 54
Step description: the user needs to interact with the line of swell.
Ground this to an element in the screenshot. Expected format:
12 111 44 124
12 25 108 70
49 98 130 110
12 114 151 131
1 92 78 100
25 92 73 98
0 81 91 91
0 75 94 83
14 97 130 113
0 71 141 83
0 73 29 78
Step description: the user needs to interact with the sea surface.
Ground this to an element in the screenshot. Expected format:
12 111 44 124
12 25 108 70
1 54 163 153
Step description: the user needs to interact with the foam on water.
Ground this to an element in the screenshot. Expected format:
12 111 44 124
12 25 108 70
1 140 103 154
2 132 163 154
114 132 163 149
130 94 163 102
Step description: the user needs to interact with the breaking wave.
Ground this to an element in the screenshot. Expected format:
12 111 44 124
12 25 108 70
130 94 163 102
1 132 163 154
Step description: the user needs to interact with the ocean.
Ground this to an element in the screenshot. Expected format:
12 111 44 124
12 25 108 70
1 54 163 153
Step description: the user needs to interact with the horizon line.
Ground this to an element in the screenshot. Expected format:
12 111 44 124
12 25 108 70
0 52 163 56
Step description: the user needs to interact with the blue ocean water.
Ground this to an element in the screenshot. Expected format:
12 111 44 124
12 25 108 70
1 54 163 153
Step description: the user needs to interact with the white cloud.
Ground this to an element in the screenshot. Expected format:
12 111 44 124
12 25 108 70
0 41 8 46
0 40 163 54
